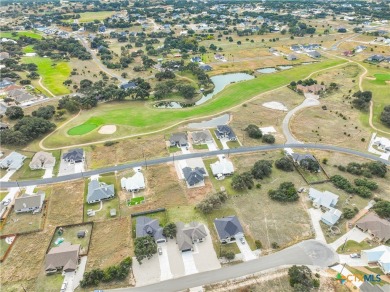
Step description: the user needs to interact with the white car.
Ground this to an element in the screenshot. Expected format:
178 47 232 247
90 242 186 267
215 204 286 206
60 282 67 292
350 253 361 258
239 237 245 245
158 247 162 255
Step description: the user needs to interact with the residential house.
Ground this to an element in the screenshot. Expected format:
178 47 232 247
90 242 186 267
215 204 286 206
121 171 145 192
361 245 390 274
176 222 207 252
62 148 84 163
169 132 188 147
29 151 56 170
0 151 26 171
286 54 298 61
199 64 212 71
191 130 213 145
359 282 390 292
0 79 14 89
355 45 367 53
343 50 354 57
135 216 166 243
214 215 244 243
0 52 10 60
373 137 390 152
14 192 45 213
121 82 137 90
308 188 339 209
367 55 385 63
214 54 226 61
307 51 321 59
291 153 317 165
290 44 301 52
191 56 202 63
98 25 106 33
356 213 390 242
7 89 35 104
182 167 206 187
0 122 9 131
321 208 342 226
210 159 234 178
215 125 237 141
45 242 80 274
86 178 115 204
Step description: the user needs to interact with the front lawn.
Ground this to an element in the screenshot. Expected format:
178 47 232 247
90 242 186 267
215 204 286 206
336 240 375 254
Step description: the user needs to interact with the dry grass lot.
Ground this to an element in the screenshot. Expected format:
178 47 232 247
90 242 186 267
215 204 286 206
86 134 168 169
46 181 84 227
0 205 45 236
86 217 132 270
290 63 373 151
1 230 52 291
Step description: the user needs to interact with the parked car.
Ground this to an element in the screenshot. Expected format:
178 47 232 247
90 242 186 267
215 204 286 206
158 247 163 255
350 253 361 258
60 282 67 292
240 237 245 245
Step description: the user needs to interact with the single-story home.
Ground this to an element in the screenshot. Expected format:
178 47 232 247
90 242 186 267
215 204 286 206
308 188 338 209
176 221 207 252
62 148 84 164
355 45 367 53
373 137 390 152
121 81 137 90
321 208 342 226
182 167 206 187
291 153 317 165
307 51 321 59
367 55 385 63
210 159 234 178
14 191 45 213
121 171 145 192
29 151 56 170
215 125 237 141
286 54 298 61
0 151 27 171
356 213 390 242
136 216 166 243
199 64 212 71
361 245 390 274
191 130 213 145
169 132 188 147
214 215 243 244
86 178 115 204
45 242 80 274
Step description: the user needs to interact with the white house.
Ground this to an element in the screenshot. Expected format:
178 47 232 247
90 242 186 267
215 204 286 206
308 188 339 209
373 136 390 152
361 245 390 274
210 159 234 178
321 208 342 226
121 172 145 192
0 151 26 171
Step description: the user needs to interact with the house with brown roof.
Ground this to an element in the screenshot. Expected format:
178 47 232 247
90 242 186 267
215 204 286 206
29 151 56 170
45 242 80 274
356 213 390 242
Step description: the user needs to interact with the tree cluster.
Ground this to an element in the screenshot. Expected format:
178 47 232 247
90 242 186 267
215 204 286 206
268 182 299 202
330 175 373 198
154 80 196 100
33 37 91 60
339 161 387 178
245 124 262 139
32 105 55 120
352 90 372 111
80 257 132 288
372 200 390 219
343 207 359 219
231 172 254 191
134 236 157 264
196 191 228 214
162 223 177 238
252 160 273 179
300 158 320 172
288 265 320 292
380 105 390 128
275 157 294 172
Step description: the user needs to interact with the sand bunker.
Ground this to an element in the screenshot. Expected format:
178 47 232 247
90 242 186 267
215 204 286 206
262 101 288 111
98 125 117 134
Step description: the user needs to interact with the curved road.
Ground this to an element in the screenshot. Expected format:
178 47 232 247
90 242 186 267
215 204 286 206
110 240 338 292
2 143 388 189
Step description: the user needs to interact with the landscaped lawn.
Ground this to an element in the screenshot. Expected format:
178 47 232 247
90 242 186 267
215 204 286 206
336 240 374 254
373 73 390 84
45 59 346 147
1 31 43 40
21 56 71 95
68 123 99 136
192 144 209 150
129 196 145 206
11 158 45 181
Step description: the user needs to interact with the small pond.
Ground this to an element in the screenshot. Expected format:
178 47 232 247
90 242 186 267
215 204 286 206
278 65 293 70
155 73 254 108
256 67 278 74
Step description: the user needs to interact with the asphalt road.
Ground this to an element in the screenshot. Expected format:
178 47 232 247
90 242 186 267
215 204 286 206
1 143 388 189
109 240 338 292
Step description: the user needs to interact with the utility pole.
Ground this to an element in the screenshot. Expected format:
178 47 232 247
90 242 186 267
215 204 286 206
341 237 348 252
15 180 22 192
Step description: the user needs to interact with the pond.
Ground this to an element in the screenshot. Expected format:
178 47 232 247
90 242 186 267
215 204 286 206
155 73 254 108
278 65 293 70
188 114 230 129
256 67 278 74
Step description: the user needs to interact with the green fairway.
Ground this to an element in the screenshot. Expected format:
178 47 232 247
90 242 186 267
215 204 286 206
373 73 390 84
21 56 71 95
1 31 42 39
68 123 99 135
46 59 346 147
22 45 35 53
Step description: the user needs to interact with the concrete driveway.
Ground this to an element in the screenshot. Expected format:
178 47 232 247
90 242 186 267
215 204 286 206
73 256 87 290
339 254 367 266
308 208 326 243
207 141 218 151
329 227 369 251
236 237 257 261
63 272 75 292
133 254 161 287
182 251 198 275
42 167 54 178
192 228 221 273
158 243 173 281
0 170 16 182
220 138 230 149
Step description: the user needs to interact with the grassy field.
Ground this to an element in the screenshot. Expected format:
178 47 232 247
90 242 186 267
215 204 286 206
21 56 71 96
0 237 12 259
65 11 115 23
49 223 92 255
45 59 346 147
1 31 42 40
0 207 44 235
22 45 35 53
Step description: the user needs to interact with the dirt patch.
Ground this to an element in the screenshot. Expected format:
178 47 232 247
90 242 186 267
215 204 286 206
98 125 117 134
186 179 214 204
46 181 84 227
262 101 288 111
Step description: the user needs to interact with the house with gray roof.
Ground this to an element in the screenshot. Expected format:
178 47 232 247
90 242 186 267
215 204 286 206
86 179 115 204
210 159 234 178
214 215 244 243
215 125 237 141
169 132 188 147
29 151 56 170
136 216 166 243
62 148 84 163
360 282 390 292
45 242 80 274
321 208 342 226
307 51 321 59
191 130 213 145
121 171 145 192
0 151 26 171
14 192 45 213
286 54 298 61
356 213 390 243
176 222 207 252
308 188 338 209
291 153 316 165
182 167 206 187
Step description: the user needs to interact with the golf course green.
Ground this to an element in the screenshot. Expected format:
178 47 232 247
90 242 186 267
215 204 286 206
373 73 390 84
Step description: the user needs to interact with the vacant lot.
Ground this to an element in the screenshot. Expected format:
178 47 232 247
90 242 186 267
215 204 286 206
1 231 52 290
1 31 42 39
67 11 115 23
1 206 45 236
49 223 93 255
46 181 84 227
86 135 167 169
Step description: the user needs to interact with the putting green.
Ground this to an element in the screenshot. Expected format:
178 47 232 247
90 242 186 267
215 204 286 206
68 123 99 135
374 73 390 84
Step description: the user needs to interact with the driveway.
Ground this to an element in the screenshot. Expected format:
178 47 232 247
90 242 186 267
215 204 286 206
0 170 16 182
158 243 173 281
192 228 221 272
63 272 75 292
339 254 367 267
328 227 369 251
308 208 326 243
133 254 161 287
236 237 257 261
42 167 54 178
220 138 230 150
73 256 87 290
181 251 198 275
207 141 218 151
25 185 36 195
